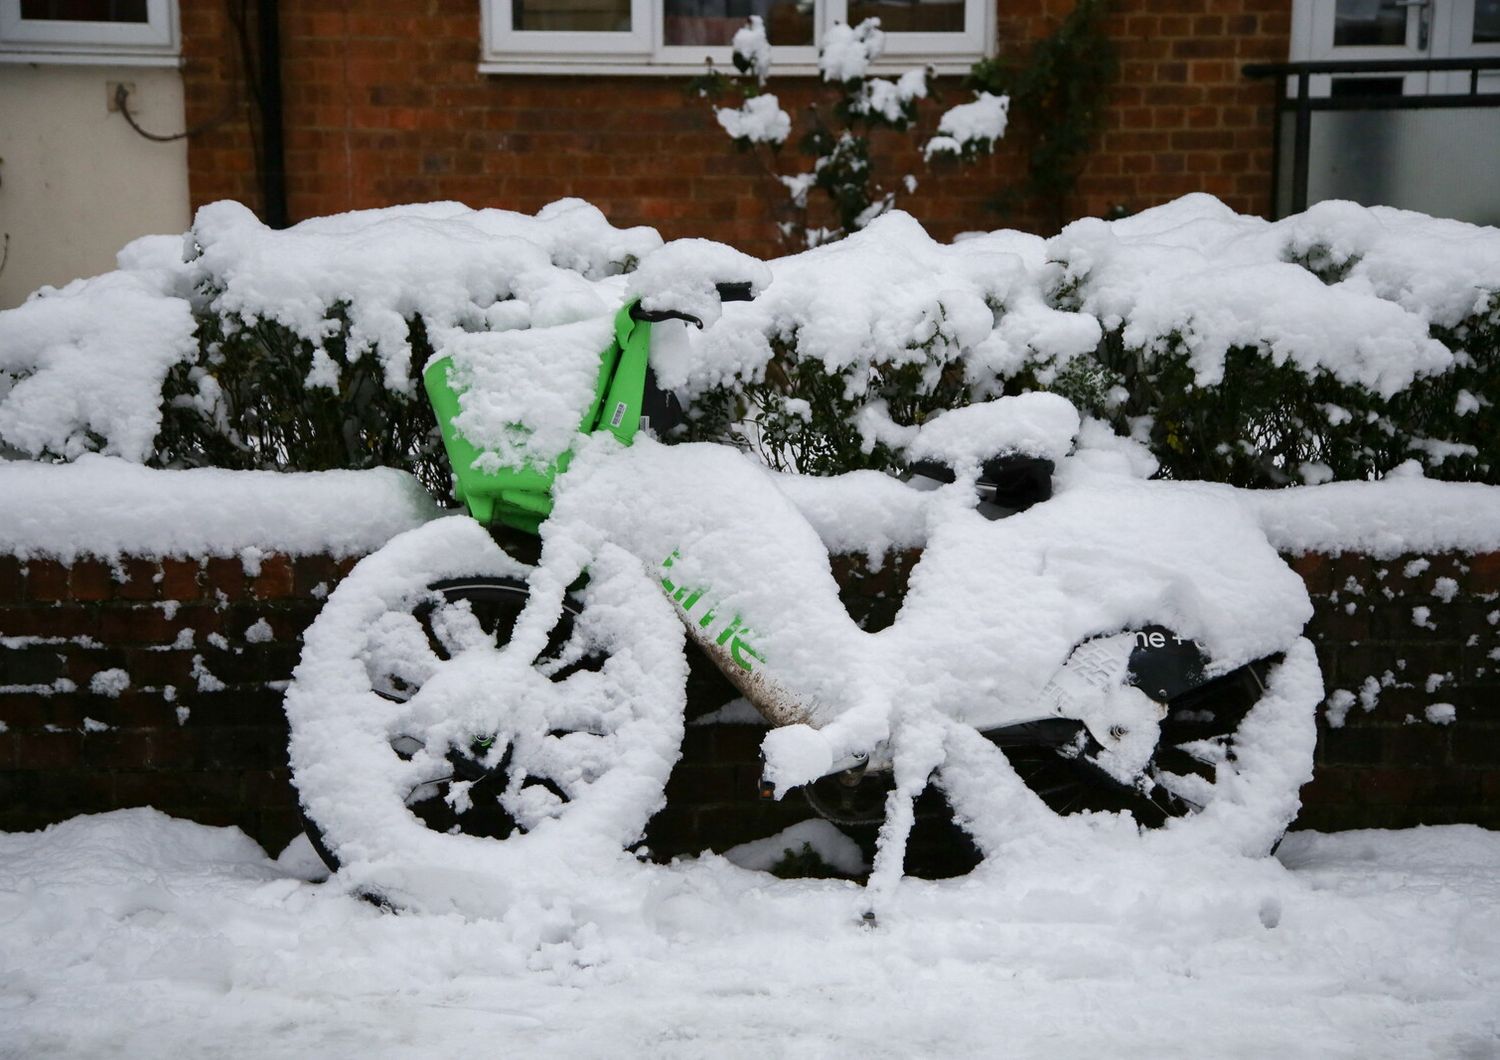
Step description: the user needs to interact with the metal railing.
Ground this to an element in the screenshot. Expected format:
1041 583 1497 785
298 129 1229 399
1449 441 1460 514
1242 57 1500 216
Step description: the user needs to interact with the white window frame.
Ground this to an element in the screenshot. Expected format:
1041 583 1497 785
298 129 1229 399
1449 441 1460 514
0 0 179 66
480 0 993 76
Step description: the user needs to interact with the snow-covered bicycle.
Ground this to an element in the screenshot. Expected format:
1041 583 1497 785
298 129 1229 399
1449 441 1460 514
284 268 1322 905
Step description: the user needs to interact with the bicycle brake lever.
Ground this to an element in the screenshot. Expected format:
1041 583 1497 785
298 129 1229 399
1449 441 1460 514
628 305 705 328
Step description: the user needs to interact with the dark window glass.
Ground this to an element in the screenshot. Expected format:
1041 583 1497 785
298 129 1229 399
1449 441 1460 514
848 0 964 34
663 0 812 47
1475 0 1500 44
1333 0 1407 47
513 0 631 32
20 0 148 21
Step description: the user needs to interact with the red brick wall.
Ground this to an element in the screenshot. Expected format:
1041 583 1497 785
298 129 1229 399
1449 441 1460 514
0 554 354 848
180 0 1291 254
2 546 1497 857
1078 0 1290 220
181 0 264 213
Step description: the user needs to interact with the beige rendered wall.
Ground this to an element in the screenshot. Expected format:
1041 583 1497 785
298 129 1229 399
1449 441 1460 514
0 64 189 309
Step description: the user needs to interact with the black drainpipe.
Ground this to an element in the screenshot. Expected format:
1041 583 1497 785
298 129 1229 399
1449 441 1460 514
258 0 288 228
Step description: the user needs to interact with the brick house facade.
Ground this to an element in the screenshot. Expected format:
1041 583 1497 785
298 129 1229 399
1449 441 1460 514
181 0 1291 256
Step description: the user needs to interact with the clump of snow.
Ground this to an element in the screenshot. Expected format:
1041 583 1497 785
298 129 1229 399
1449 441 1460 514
245 618 274 644
1425 703 1457 725
0 457 439 562
1404 558 1431 577
924 92 1010 160
2 677 76 696
88 669 131 698
716 95 791 145
851 71 928 123
905 392 1079 472
81 716 112 732
1433 576 1459 602
1411 606 1436 630
239 546 264 578
730 15 771 82
1324 688 1357 728
818 20 884 83
191 655 225 693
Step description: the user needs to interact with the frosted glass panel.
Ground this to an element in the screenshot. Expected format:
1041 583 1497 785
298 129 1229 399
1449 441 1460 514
1280 108 1500 226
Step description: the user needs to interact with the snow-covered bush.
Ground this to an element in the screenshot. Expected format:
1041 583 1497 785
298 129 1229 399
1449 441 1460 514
0 199 660 497
2 194 1495 491
672 196 1499 486
692 17 1004 250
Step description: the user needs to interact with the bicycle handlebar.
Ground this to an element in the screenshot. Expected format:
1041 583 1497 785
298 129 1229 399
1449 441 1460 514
628 282 756 327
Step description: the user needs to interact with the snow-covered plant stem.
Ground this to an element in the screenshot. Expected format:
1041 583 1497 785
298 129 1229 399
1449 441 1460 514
691 17 1007 250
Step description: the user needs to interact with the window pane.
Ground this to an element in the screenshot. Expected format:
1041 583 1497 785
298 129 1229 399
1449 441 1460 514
663 0 813 47
1332 0 1407 47
19 0 148 21
1476 0 1500 44
848 0 964 35
513 0 631 32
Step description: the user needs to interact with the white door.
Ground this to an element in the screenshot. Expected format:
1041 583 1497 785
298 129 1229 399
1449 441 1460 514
1434 0 1500 92
1291 0 1433 96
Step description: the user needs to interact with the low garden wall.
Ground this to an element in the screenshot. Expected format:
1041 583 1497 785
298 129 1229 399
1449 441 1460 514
2 546 1496 858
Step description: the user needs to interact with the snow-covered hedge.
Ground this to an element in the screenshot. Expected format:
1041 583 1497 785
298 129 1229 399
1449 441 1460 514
1 194 1495 491
0 199 659 496
676 196 1499 485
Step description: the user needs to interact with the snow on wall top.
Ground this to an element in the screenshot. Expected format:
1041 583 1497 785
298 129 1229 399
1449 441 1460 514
0 456 442 562
1243 463 1500 559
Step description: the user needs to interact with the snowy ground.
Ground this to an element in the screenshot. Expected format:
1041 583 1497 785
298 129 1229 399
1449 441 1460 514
2 809 1496 1058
